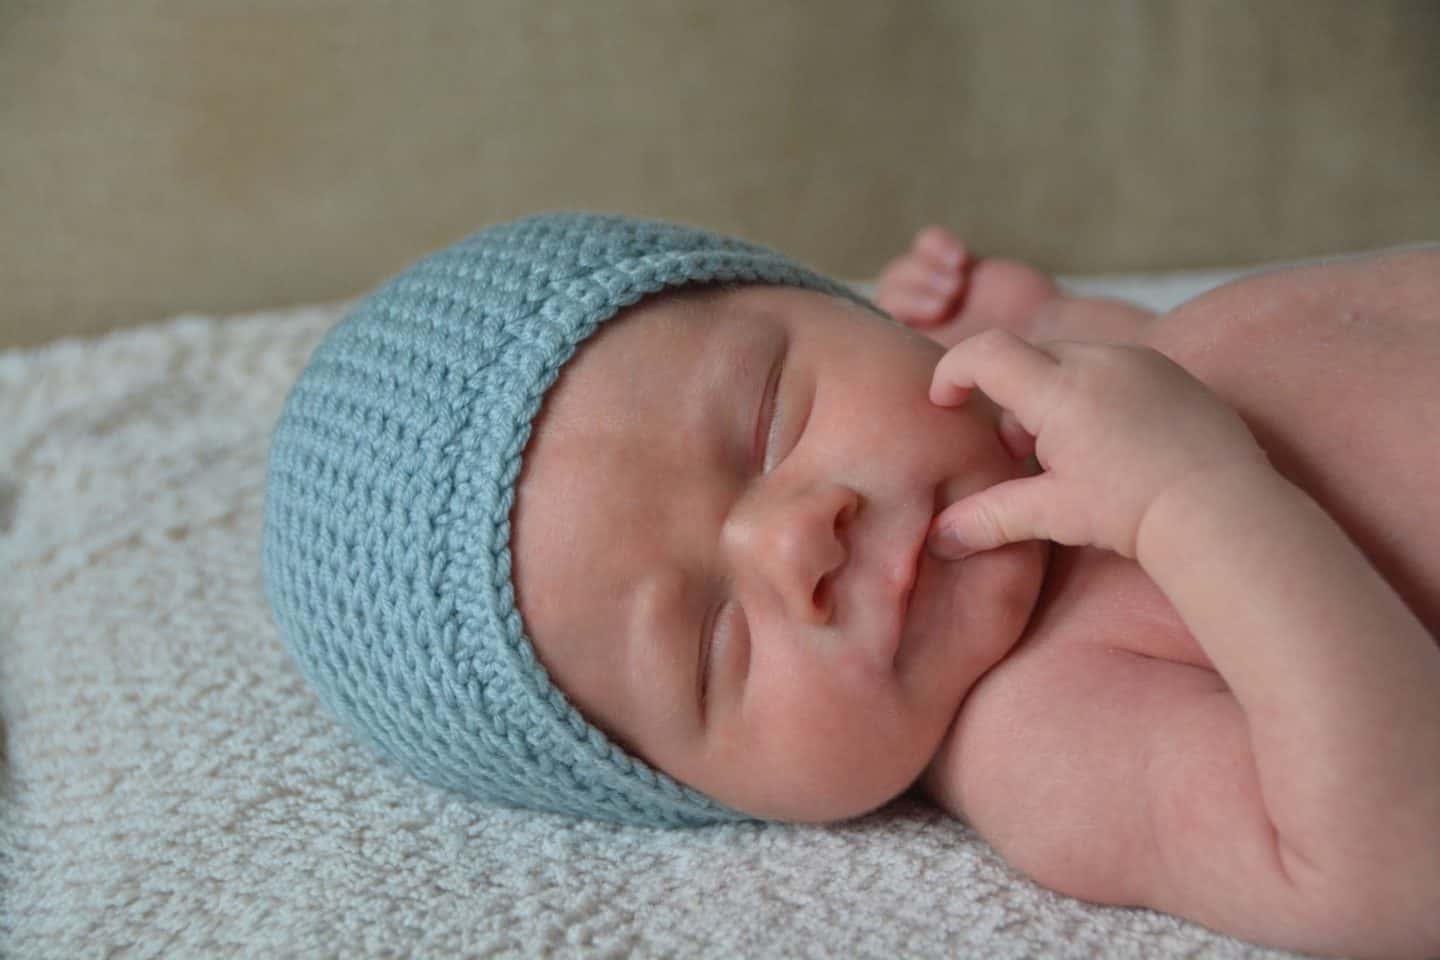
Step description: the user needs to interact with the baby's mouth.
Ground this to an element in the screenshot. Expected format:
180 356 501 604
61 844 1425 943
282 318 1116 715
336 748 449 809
887 508 934 665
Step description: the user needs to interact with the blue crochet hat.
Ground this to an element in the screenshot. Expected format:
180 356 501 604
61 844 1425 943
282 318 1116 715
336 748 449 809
262 211 877 826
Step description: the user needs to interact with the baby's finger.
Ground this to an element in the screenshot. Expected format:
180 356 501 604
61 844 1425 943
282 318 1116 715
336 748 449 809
885 289 954 328
929 330 1059 430
889 252 962 301
928 474 1058 559
912 225 967 273
876 260 961 328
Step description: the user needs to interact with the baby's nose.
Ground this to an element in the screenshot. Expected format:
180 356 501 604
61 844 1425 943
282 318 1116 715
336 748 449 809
724 483 858 625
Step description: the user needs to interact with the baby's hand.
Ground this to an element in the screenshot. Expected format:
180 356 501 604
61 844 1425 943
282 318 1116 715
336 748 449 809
873 226 969 332
874 227 1060 349
928 330 1267 560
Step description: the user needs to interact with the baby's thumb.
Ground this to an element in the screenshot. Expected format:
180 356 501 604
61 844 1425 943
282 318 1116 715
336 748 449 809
928 475 1052 560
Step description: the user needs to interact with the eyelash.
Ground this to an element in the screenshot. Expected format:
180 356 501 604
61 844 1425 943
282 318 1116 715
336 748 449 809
756 355 785 473
699 601 723 708
701 600 748 710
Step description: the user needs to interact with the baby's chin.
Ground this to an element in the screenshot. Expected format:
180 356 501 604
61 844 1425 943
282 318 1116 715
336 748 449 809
901 536 1051 683
911 444 1050 677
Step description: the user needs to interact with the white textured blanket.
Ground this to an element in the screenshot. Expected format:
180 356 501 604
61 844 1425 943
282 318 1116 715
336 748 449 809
0 271 1311 958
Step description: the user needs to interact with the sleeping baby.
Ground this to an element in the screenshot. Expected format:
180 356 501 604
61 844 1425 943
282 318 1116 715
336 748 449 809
262 212 1440 959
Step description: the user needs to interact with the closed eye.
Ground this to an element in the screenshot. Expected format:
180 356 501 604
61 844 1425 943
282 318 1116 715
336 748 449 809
760 352 783 472
699 600 725 712
699 600 748 715
754 354 783 473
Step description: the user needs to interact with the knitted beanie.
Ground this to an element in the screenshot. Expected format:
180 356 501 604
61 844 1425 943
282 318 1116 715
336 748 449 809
262 211 878 827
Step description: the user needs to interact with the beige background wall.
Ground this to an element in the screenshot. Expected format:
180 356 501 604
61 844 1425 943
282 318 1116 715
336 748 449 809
2 0 1438 349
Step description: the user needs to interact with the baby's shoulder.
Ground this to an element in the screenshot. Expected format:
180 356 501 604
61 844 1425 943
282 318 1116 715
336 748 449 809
1145 245 1440 371
1138 249 1440 630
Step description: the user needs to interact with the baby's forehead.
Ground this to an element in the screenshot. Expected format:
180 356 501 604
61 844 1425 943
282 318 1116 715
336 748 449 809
527 281 877 466
529 283 762 433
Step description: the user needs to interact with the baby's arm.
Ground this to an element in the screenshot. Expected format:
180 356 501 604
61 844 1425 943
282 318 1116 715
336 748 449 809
873 225 1154 347
1137 448 1440 955
928 332 1440 957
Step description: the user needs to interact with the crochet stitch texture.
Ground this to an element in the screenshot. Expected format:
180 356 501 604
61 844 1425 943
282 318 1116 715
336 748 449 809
261 212 874 826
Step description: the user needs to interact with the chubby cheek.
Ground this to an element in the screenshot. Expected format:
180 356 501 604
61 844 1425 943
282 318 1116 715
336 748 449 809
724 652 934 821
870 392 999 485
930 540 1050 671
815 364 943 450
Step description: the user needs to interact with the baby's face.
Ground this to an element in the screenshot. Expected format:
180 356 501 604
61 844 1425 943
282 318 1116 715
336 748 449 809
512 284 1049 822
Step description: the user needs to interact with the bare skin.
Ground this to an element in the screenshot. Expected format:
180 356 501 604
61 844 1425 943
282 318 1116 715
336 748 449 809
873 223 1155 346
513 228 1440 958
879 229 1440 959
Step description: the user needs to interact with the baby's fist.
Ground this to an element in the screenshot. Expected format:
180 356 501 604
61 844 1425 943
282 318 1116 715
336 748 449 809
874 226 968 330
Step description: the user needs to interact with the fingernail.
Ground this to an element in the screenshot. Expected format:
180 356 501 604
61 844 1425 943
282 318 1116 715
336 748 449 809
928 525 976 561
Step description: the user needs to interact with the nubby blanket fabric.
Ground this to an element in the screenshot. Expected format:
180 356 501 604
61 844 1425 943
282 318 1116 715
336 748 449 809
0 283 1304 958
